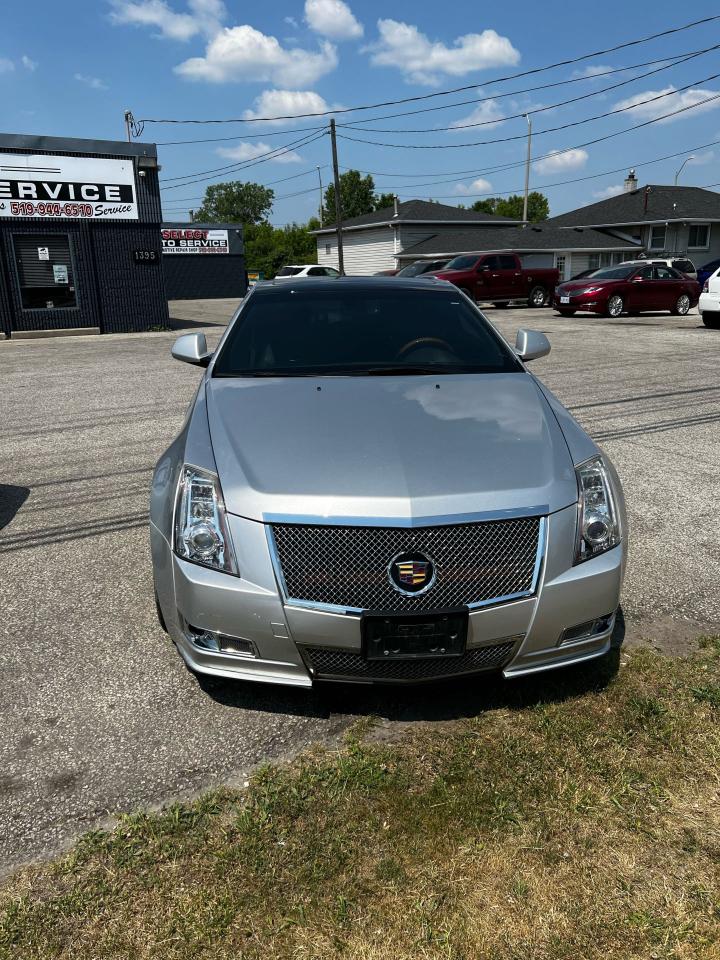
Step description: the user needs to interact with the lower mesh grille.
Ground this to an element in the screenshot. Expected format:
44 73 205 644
303 641 515 681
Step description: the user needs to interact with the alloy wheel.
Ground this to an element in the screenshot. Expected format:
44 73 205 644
607 295 623 318
676 294 690 315
530 286 546 307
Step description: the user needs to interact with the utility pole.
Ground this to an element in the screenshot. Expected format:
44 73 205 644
522 114 532 225
329 119 345 275
316 165 324 227
124 110 133 142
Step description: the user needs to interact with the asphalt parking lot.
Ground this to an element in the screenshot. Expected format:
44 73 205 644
1 299 719 875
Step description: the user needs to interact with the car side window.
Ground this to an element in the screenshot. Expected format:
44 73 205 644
654 266 675 280
307 267 325 276
324 268 340 277
481 255 500 270
499 255 517 269
638 266 654 279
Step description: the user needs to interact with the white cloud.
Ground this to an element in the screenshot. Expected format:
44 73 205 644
534 148 588 174
688 150 715 165
304 0 363 40
216 142 302 164
454 178 493 195
175 26 337 85
365 19 519 86
450 98 505 130
21 55 37 71
592 184 624 200
575 64 615 79
242 89 337 125
284 16 299 29
75 73 108 90
109 0 225 41
614 85 720 124
0 58 15 73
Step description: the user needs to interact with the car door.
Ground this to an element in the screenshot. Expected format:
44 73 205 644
625 265 656 311
498 254 521 298
476 255 504 299
654 265 681 310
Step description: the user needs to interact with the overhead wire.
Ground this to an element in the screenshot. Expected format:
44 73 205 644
133 15 720 125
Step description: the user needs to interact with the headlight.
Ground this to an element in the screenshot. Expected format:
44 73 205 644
173 465 238 575
581 286 603 295
574 456 621 564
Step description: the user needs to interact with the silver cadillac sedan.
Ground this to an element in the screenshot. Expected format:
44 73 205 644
151 278 626 687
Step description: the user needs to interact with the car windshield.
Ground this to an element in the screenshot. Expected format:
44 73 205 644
586 265 638 280
276 266 303 276
396 262 428 277
213 286 521 377
444 255 479 270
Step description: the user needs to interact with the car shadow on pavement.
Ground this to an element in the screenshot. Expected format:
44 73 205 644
197 610 625 725
0 483 30 531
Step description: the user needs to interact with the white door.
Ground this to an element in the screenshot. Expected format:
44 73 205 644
555 252 570 281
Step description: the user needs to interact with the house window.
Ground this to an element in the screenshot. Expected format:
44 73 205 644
649 225 666 249
13 234 77 310
325 243 331 255
588 254 600 270
555 254 567 280
688 224 709 248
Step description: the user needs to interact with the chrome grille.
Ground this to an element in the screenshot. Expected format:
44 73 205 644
304 642 515 681
270 517 542 611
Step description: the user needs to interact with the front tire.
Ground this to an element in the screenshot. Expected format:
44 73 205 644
672 293 691 316
606 294 624 318
703 311 720 329
528 286 547 307
557 309 576 317
492 301 509 308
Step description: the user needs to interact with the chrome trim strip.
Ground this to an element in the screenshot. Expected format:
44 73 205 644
262 505 550 528
266 515 548 616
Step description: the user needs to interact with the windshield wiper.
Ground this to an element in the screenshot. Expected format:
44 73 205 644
364 365 460 376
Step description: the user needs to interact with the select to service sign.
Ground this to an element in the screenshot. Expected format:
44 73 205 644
162 228 229 254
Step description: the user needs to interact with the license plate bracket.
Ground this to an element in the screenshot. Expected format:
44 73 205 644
362 608 468 660
560 295 570 304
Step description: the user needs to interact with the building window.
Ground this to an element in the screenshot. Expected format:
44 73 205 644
688 224 709 248
325 243 331 255
588 254 600 270
649 225 666 249
13 234 77 310
555 254 567 280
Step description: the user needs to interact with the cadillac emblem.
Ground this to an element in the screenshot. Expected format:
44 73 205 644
388 551 436 596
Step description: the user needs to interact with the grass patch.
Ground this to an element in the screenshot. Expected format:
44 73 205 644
2 644 720 959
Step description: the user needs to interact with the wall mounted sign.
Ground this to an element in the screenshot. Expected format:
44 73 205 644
37 246 49 260
161 228 229 254
0 153 138 220
133 249 159 264
53 264 69 284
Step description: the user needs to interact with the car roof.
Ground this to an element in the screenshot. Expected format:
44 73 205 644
256 276 453 293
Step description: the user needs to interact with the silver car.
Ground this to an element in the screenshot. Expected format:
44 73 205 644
151 278 626 687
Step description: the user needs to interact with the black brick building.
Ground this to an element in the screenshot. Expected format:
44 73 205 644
0 133 168 337
162 221 246 300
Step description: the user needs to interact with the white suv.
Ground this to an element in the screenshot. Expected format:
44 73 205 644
622 257 697 279
699 267 720 329
275 265 340 279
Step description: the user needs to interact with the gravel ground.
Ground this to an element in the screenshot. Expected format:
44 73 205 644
1 299 718 876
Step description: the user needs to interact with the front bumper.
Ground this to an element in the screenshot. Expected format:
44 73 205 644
553 295 604 314
152 503 625 686
699 291 720 313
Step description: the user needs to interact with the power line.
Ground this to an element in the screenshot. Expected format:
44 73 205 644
161 132 326 189
365 138 720 191
134 15 720 125
159 165 329 199
155 124 327 146
336 73 720 149
339 45 720 134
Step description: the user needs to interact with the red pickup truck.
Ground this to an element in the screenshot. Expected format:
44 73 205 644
429 253 559 307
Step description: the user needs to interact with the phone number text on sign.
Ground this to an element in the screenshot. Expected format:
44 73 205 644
10 201 95 218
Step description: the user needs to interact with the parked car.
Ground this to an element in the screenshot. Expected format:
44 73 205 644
554 263 700 317
152 277 627 688
275 265 340 279
621 257 697 280
697 257 720 288
396 258 451 278
428 253 559 307
698 266 720 328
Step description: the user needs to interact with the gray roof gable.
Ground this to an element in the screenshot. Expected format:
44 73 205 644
399 224 640 258
311 198 518 234
550 184 720 228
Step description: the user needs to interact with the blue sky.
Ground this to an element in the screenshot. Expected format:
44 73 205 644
3 1 720 225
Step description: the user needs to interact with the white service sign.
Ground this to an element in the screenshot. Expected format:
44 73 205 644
0 153 139 220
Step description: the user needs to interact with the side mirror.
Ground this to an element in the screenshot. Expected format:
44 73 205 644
514 328 551 362
171 332 212 367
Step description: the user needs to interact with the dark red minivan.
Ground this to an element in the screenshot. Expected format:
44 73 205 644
554 263 700 318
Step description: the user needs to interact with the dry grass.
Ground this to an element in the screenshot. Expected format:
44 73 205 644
2 641 720 960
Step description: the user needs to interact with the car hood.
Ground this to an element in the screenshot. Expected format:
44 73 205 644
558 279 617 292
427 269 470 281
205 373 579 523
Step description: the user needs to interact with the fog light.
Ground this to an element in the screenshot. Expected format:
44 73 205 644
560 613 615 645
218 635 256 657
185 622 257 657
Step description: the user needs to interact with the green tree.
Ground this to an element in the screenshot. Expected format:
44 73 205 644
322 170 376 222
471 191 549 222
244 220 318 279
191 181 274 224
375 192 397 210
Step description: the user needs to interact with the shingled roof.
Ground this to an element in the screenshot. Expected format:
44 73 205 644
311 199 518 234
398 224 641 258
550 184 720 228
